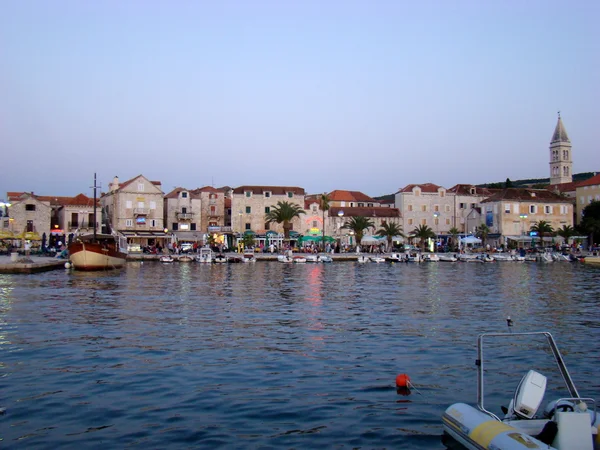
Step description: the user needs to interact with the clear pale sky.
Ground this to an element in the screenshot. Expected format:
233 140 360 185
1 0 598 199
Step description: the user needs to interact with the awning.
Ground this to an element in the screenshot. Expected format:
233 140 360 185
298 235 335 244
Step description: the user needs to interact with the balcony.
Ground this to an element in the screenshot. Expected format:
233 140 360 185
177 212 194 220
134 208 149 216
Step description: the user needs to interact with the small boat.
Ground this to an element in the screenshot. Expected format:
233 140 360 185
357 255 370 263
242 252 256 263
177 254 194 262
478 254 495 263
369 256 386 263
385 252 404 262
458 254 482 263
160 255 174 263
438 254 458 262
492 254 515 262
423 253 440 262
195 248 213 263
227 255 244 263
292 256 307 263
442 331 600 450
213 254 227 264
305 254 319 263
318 254 333 263
277 254 293 263
406 251 422 263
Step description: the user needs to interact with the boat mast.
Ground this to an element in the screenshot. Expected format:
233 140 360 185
93 173 97 241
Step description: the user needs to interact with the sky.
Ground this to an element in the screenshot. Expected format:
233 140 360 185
1 0 598 200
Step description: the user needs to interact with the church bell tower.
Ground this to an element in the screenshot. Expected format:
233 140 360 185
549 113 572 185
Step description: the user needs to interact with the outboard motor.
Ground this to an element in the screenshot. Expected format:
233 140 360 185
506 370 547 419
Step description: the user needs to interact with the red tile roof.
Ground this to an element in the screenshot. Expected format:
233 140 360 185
480 188 570 203
399 183 442 193
575 173 600 188
328 190 377 203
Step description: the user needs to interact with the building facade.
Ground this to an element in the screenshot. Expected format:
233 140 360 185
101 175 167 251
2 192 51 238
394 183 453 235
163 187 202 243
575 173 600 224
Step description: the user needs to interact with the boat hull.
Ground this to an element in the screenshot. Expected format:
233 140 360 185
69 242 127 271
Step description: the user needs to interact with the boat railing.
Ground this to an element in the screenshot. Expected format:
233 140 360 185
475 331 579 421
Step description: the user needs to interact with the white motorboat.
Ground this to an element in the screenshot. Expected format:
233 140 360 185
292 255 307 263
277 254 293 263
438 254 458 262
478 254 495 263
493 254 516 262
423 253 440 262
459 254 483 263
385 252 405 262
195 248 213 263
242 252 256 263
442 331 599 450
305 254 319 263
318 254 333 263
369 256 386 263
213 254 227 264
160 255 174 263
357 255 370 263
406 251 422 263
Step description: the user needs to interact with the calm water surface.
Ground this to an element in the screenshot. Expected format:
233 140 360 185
1 261 599 449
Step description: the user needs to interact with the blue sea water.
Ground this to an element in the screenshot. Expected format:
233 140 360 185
0 261 599 449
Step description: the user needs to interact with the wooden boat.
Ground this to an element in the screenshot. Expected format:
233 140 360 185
68 174 127 271
442 331 600 450
177 254 194 262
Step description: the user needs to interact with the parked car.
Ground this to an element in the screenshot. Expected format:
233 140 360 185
179 242 193 253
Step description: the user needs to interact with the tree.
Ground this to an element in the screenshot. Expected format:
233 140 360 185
448 227 460 251
476 224 490 247
319 193 330 250
342 216 375 248
581 200 600 247
529 220 554 247
410 224 436 252
265 201 305 241
505 178 513 188
376 222 404 251
556 225 576 245
241 233 255 250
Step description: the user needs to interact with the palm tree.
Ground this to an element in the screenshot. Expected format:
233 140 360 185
376 222 404 251
476 224 490 248
342 216 375 248
320 193 330 250
556 225 576 246
529 220 554 248
410 224 436 252
265 201 305 241
448 227 460 251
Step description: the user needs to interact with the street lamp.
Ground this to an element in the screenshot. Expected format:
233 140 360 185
519 214 528 236
433 212 440 250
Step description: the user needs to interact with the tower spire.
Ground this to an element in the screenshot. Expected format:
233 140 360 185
549 114 572 185
551 113 570 143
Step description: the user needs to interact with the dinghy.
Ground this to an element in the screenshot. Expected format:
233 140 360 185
442 331 599 450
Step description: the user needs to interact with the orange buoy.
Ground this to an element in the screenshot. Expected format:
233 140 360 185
395 373 411 388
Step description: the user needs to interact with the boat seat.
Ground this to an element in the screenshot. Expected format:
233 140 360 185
552 411 594 450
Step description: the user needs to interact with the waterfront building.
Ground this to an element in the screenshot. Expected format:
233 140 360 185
394 183 453 236
1 192 51 240
163 187 203 244
101 175 167 252
193 186 229 238
480 188 573 247
446 184 497 234
231 185 306 242
575 173 600 224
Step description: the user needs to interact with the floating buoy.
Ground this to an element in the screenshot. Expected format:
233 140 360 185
64 262 71 269
396 373 411 388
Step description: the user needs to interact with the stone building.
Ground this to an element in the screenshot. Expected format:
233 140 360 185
100 175 166 251
480 188 573 246
163 187 203 243
446 184 497 233
2 192 51 238
575 173 600 224
231 185 305 235
193 186 228 236
394 183 453 236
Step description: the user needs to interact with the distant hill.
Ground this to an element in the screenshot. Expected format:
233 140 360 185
477 172 596 189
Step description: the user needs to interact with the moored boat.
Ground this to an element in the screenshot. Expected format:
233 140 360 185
195 247 213 263
160 255 174 263
177 254 194 262
442 331 600 450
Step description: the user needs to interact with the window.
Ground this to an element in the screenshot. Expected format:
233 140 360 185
287 192 293 198
445 218 450 225
172 223 178 231
137 183 144 192
358 203 364 207
529 205 537 214
470 203 476 209
126 219 133 227
580 196 585 204
440 191 445 197
245 223 251 230
445 205 450 212
191 223 196 231
210 206 216 215
150 201 156 209
421 205 427 212
180 223 189 230
88 213 94 227
25 204 36 211
408 219 413 225
545 205 552 214
312 206 317 212
434 218 439 225
434 205 439 212
459 203 466 209
126 200 132 209
421 219 427 225
504 204 511 213
367 203 373 207
137 201 144 209
182 207 187 214
312 221 318 228
265 222 270 230
246 206 251 214
408 205 413 211
265 207 270 214
470 188 476 195
245 191 252 198
151 219 156 227
210 194 216 199
264 192 271 198
181 192 188 198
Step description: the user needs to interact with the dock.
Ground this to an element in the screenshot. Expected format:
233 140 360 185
0 255 68 274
